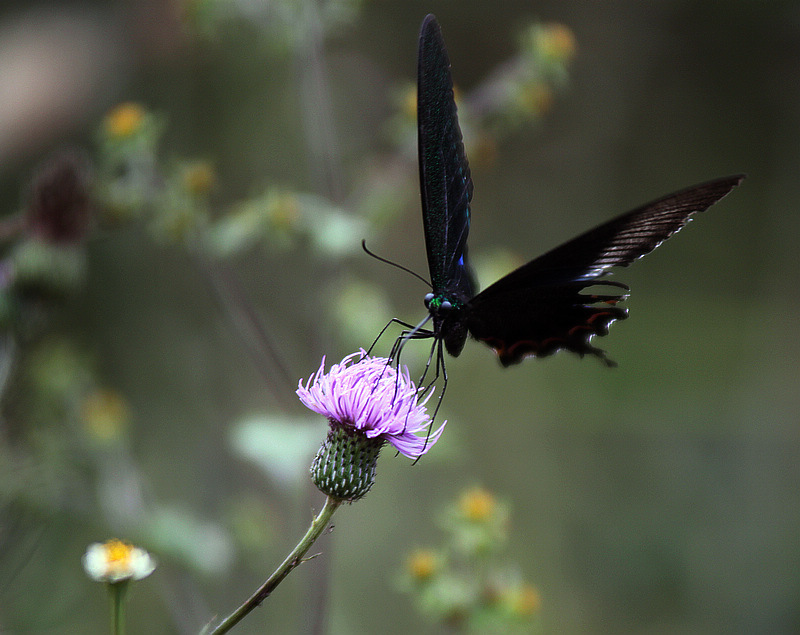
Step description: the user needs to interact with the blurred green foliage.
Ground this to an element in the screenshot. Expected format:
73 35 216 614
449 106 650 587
400 486 542 633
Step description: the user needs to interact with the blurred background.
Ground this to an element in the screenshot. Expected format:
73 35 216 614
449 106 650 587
0 1 797 633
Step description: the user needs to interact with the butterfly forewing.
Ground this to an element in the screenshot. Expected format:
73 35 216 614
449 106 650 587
417 14 475 301
487 175 745 291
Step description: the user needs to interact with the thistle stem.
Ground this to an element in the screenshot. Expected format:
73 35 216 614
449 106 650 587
209 495 342 634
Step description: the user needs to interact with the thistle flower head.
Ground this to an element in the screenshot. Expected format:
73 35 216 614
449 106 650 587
297 351 446 501
297 351 445 459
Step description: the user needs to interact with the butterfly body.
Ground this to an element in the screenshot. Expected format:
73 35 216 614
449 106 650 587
412 14 743 369
425 292 470 357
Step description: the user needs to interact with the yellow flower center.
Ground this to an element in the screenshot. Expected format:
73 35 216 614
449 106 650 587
510 584 542 616
459 486 496 522
407 548 437 580
538 23 577 61
104 539 134 570
104 103 146 139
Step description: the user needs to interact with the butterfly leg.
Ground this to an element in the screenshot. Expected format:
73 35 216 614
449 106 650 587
429 337 449 423
411 338 448 464
367 316 428 396
366 317 420 358
389 322 437 426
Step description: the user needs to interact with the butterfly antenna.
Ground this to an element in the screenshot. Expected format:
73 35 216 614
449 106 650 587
362 240 432 288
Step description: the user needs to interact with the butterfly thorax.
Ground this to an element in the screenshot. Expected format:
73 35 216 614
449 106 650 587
424 292 469 357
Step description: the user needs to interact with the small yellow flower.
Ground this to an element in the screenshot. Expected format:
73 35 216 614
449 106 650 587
183 161 216 196
104 103 146 139
83 539 156 583
82 389 129 442
267 192 300 231
515 82 554 116
406 548 438 581
458 486 496 522
537 23 577 62
507 583 542 617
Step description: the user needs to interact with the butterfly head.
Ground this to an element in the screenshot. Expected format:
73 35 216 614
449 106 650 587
425 291 466 316
424 292 469 357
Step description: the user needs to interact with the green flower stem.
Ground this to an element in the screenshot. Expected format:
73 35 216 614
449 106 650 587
109 581 128 635
209 495 343 634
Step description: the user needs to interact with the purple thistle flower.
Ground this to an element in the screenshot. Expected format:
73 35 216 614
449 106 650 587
297 351 446 460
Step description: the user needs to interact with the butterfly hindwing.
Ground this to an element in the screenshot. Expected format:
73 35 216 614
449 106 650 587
463 280 629 366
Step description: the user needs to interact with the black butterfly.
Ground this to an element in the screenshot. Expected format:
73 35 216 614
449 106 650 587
382 14 744 378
